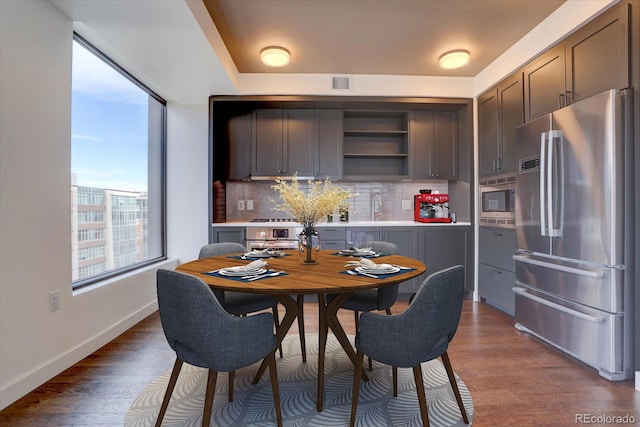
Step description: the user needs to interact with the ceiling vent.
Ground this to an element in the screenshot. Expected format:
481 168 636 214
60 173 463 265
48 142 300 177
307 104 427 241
331 76 351 90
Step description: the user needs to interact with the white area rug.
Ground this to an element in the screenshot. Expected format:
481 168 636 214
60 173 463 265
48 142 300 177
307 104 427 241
125 334 473 426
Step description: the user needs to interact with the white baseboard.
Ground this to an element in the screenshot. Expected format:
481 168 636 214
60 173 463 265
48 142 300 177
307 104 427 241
0 301 158 410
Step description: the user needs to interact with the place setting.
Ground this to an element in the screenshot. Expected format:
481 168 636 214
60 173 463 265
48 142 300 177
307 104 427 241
204 259 287 282
333 247 384 258
342 257 415 279
227 248 291 260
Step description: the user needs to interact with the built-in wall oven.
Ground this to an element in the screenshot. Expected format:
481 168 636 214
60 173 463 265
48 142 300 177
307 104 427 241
245 219 302 250
479 173 516 228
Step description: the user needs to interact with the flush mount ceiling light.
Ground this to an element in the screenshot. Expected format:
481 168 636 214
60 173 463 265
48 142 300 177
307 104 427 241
438 50 470 70
260 46 291 67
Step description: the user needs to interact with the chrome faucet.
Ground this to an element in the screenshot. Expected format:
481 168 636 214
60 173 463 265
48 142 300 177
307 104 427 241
371 193 382 220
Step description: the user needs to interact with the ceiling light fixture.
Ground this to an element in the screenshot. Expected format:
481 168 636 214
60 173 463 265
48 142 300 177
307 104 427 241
260 46 291 67
438 50 470 70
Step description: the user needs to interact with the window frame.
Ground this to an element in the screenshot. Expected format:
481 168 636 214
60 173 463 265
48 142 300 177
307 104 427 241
71 32 167 290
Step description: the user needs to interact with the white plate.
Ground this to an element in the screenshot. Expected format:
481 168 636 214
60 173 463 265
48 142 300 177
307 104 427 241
244 251 283 258
339 250 377 256
355 266 399 275
219 268 266 277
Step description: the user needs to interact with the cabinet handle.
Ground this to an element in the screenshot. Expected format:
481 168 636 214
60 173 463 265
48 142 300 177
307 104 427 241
494 232 503 236
496 157 501 171
558 93 565 108
565 91 572 105
493 269 502 275
492 159 497 171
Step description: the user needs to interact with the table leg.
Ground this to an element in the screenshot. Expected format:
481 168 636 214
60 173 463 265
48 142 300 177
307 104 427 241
252 295 298 384
316 294 328 412
316 292 370 412
326 293 369 383
297 294 307 363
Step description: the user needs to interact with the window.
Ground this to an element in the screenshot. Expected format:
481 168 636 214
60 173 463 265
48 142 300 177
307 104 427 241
71 34 166 288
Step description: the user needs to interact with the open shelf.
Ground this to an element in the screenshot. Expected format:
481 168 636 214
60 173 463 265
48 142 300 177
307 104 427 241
343 111 409 178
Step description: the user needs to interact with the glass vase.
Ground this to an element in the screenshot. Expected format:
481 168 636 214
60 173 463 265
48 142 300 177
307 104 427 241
298 226 320 264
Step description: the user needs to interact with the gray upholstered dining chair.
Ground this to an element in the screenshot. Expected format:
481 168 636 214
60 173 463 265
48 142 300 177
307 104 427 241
349 265 469 427
199 243 280 320
200 242 305 364
156 269 282 427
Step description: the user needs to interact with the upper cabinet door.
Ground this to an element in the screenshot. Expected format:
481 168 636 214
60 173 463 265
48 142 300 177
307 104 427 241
251 109 315 177
497 74 524 174
314 109 343 180
283 109 315 177
477 89 498 177
565 3 630 103
523 44 566 122
432 111 458 180
227 113 252 180
252 109 284 176
409 111 433 180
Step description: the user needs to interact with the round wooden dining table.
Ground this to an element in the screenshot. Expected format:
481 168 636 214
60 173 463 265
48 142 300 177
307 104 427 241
176 249 426 411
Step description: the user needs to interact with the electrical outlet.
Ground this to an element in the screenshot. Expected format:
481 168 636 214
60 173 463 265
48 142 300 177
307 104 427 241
238 200 245 211
50 290 61 312
402 200 412 210
246 200 254 210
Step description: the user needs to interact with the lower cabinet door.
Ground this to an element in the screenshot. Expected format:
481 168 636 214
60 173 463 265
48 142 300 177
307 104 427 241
478 263 515 315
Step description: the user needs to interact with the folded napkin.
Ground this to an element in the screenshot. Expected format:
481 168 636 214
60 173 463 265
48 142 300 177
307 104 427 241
222 259 267 272
345 258 393 270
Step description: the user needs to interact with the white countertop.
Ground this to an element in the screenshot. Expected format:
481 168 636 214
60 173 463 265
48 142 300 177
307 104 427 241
213 220 471 227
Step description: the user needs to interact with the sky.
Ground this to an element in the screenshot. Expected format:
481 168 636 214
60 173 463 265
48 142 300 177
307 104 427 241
71 40 149 192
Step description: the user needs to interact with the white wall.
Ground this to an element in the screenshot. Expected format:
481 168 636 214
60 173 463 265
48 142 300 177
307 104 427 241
166 103 210 262
0 1 175 410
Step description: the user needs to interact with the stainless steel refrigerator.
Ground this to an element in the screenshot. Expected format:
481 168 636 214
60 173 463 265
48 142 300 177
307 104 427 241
513 89 634 380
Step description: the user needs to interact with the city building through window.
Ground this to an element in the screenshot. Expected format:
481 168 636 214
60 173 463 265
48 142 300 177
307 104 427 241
71 34 166 288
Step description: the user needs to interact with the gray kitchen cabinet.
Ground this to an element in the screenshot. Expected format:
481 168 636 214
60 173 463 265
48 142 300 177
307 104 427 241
432 111 458 180
342 111 409 180
478 227 516 315
314 109 343 180
316 225 347 251
477 90 498 177
383 227 421 294
478 73 523 177
478 264 516 316
210 226 245 245
252 109 315 177
420 227 469 293
227 113 252 180
410 111 458 180
524 0 632 121
523 44 566 122
564 2 631 103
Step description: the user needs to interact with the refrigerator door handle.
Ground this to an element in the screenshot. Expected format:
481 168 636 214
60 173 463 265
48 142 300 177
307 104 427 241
513 254 604 278
513 286 605 323
548 130 564 237
539 131 548 236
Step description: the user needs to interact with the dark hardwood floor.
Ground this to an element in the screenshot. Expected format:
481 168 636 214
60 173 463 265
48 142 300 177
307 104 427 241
1 301 638 426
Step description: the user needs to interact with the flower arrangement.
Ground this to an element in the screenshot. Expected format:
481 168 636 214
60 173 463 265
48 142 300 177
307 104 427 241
271 175 353 227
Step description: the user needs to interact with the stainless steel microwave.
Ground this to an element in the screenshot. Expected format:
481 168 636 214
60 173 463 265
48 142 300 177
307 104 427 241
479 174 516 228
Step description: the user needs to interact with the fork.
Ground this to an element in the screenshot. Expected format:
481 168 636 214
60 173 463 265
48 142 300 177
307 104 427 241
247 271 284 281
346 270 378 279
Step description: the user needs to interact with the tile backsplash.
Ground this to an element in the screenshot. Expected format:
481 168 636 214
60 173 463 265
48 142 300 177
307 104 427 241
225 180 449 222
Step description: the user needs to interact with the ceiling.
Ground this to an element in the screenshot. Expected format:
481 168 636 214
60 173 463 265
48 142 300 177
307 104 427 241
203 0 566 77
